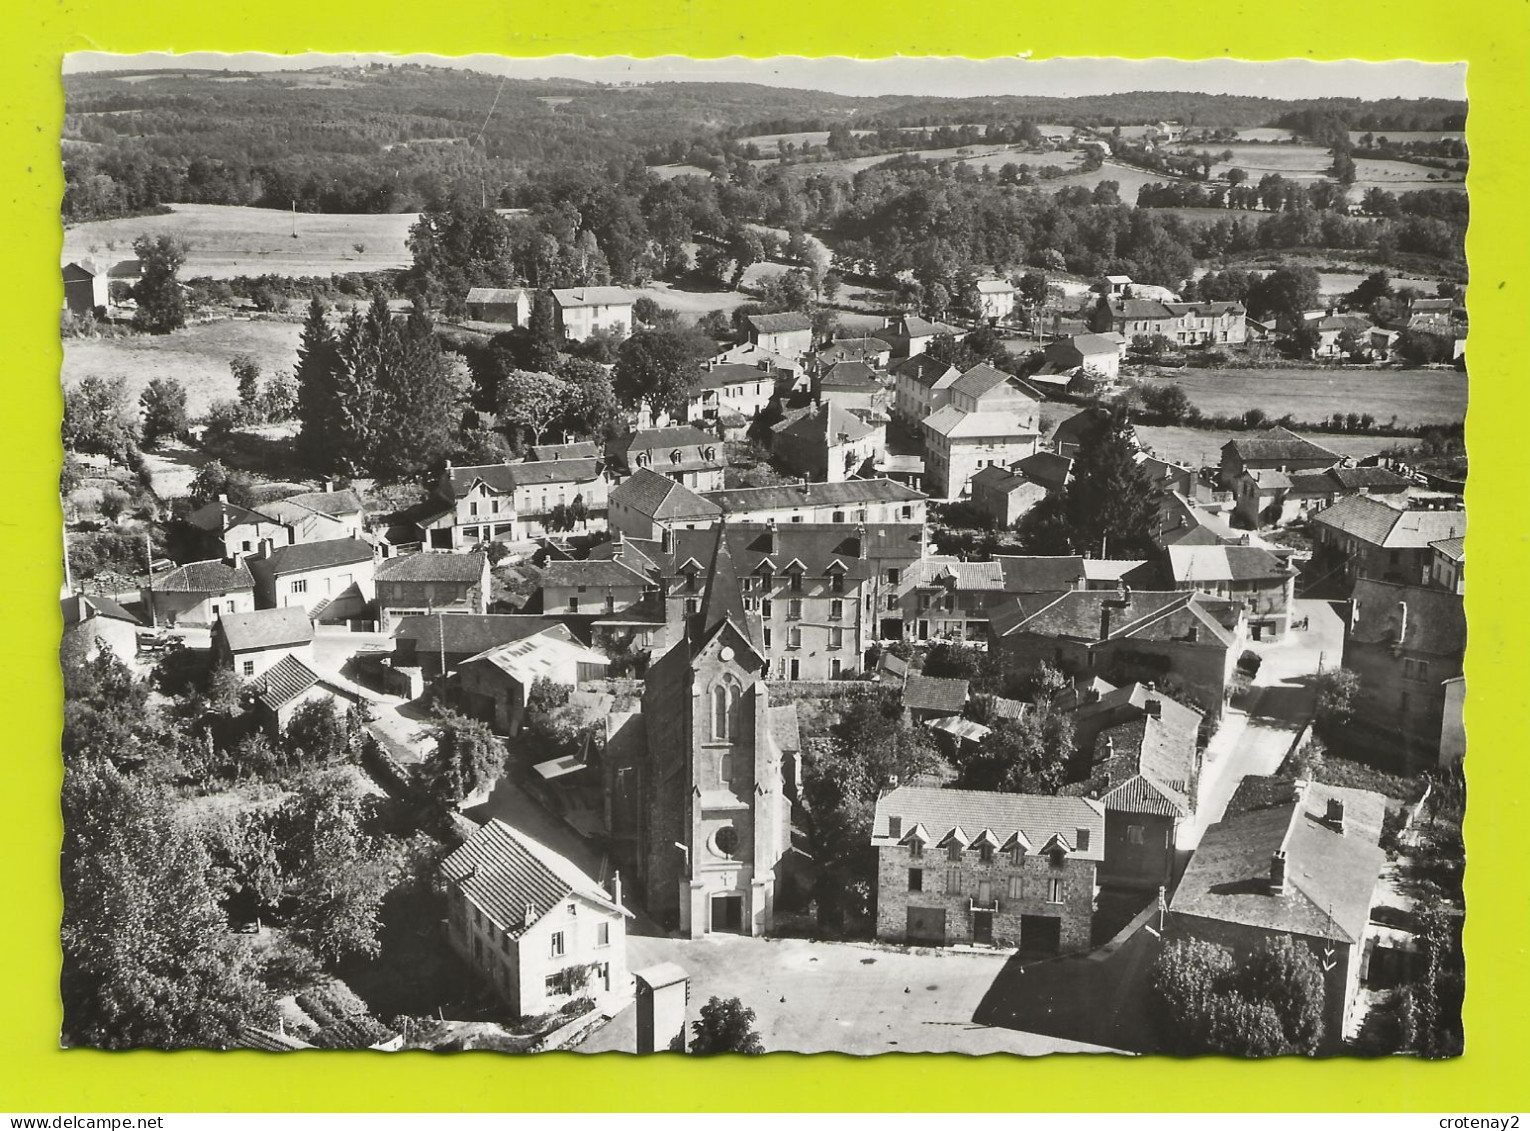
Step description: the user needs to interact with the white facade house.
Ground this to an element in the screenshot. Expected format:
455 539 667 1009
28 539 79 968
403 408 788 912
921 364 1042 499
552 287 635 341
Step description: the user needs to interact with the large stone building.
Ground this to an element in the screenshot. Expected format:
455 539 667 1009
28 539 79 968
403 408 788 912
551 286 635 340
603 529 796 936
422 459 608 548
1310 495 1466 590
921 364 1043 499
871 786 1104 953
703 479 926 528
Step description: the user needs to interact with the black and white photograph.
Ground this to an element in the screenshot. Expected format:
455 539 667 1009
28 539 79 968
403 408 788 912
57 52 1467 1058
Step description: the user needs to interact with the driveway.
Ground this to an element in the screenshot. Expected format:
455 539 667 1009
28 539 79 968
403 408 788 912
1187 598 1345 843
574 933 1121 1056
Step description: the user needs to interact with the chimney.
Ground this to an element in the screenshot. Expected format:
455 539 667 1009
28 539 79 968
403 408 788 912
1100 606 1112 640
1325 797 1346 833
217 493 229 506
888 815 902 838
230 550 245 570
856 521 868 559
660 526 674 555
765 517 778 555
1269 849 1287 894
611 532 624 562
1144 698 1162 717
321 476 334 493
1395 601 1409 645
257 537 275 559
609 870 624 908
525 902 537 927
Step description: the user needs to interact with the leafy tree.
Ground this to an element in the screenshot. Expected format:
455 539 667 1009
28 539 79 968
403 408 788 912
61 762 269 1048
294 297 344 472
365 300 472 480
1139 382 1199 424
820 270 843 303
632 295 662 326
497 369 569 445
421 710 507 812
613 326 711 417
1017 405 1157 557
129 233 189 334
689 996 765 1055
1248 265 1321 323
524 291 563 369
405 202 515 316
1346 270 1394 311
1204 993 1292 1056
231 354 262 413
258 370 299 423
954 707 1074 794
1313 667 1361 737
1242 935 1326 1052
187 458 256 509
1289 325 1322 359
63 375 138 462
557 357 619 438
285 696 353 768
139 377 190 448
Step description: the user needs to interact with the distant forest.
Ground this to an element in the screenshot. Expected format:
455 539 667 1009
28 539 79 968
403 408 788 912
61 64 1466 223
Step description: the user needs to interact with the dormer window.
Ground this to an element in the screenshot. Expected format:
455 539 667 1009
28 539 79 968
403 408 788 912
637 453 650 468
703 447 716 462
671 449 683 465
829 573 845 594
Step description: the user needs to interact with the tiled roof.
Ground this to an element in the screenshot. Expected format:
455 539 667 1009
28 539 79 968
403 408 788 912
439 819 621 940
377 551 487 583
993 555 1087 594
1348 578 1465 657
872 786 1105 861
394 614 562 656
217 606 313 654
890 353 960 389
465 287 525 304
551 286 633 308
622 426 719 454
1013 450 1072 492
587 536 663 574
187 499 281 533
1048 332 1120 358
154 559 254 594
1430 536 1465 562
814 337 889 365
1161 301 1245 317
255 654 323 711
902 674 970 713
1167 544 1289 585
975 279 1015 294
1222 427 1339 463
610 468 722 521
748 312 814 335
950 363 1014 400
663 522 880 582
704 477 923 514
539 558 650 589
914 558 1006 591
923 405 1039 440
265 538 374 576
1078 683 1203 817
819 360 881 388
1170 778 1387 944
1312 495 1466 548
446 459 601 496
278 487 366 518
694 362 777 392
1325 466 1413 492
772 400 875 445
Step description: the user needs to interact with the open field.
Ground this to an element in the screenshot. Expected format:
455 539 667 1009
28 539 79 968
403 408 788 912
1233 128 1299 143
1046 160 1180 200
1136 424 1417 470
1347 130 1464 145
1132 367 1468 428
648 163 713 181
62 317 303 415
62 203 417 279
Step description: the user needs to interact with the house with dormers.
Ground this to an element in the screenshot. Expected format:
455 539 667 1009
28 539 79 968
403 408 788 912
871 786 1104 952
422 459 608 549
602 525 797 936
440 819 630 1018
659 521 873 681
613 426 727 493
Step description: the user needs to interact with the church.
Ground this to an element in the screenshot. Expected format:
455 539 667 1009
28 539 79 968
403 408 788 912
603 523 796 936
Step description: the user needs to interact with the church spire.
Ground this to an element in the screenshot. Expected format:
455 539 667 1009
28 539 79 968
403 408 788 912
692 519 763 656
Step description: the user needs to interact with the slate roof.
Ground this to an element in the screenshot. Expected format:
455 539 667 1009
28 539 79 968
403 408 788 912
693 362 777 392
393 614 563 656
264 538 374 576
913 558 1006 591
704 478 923 514
551 286 633 308
819 360 881 388
1170 778 1387 945
1013 450 1073 492
529 441 601 461
890 353 960 389
663 523 878 582
255 654 323 712
439 819 624 940
772 400 875 445
1222 427 1339 464
1348 578 1466 657
610 468 722 522
748 311 814 335
1077 683 1203 817
872 786 1105 861
975 279 1015 294
1047 332 1121 359
1167 544 1290 585
539 558 650 589
621 425 720 454
376 551 487 584
902 674 970 714
1315 495 1467 550
277 487 366 519
1049 407 1114 447
814 337 890 365
922 405 1039 441
153 559 255 594
61 593 140 626
217 606 313 654
445 459 601 496
993 555 1087 594
950 363 1015 401
1112 297 1174 320
587 536 664 575
969 465 1031 495
992 589 1240 648
769 703 802 755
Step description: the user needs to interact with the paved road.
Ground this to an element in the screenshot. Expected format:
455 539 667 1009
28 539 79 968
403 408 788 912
1187 598 1345 844
575 932 1121 1056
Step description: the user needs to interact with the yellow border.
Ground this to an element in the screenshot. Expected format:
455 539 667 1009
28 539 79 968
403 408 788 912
6 0 1527 1113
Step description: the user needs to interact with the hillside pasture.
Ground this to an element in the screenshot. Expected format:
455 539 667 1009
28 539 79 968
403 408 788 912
1347 130 1464 145
1045 160 1178 201
1131 367 1467 430
648 163 715 181
62 203 417 280
1350 156 1466 193
1186 144 1335 181
62 317 303 417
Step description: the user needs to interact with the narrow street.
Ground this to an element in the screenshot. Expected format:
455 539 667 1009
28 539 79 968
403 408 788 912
1186 597 1345 844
